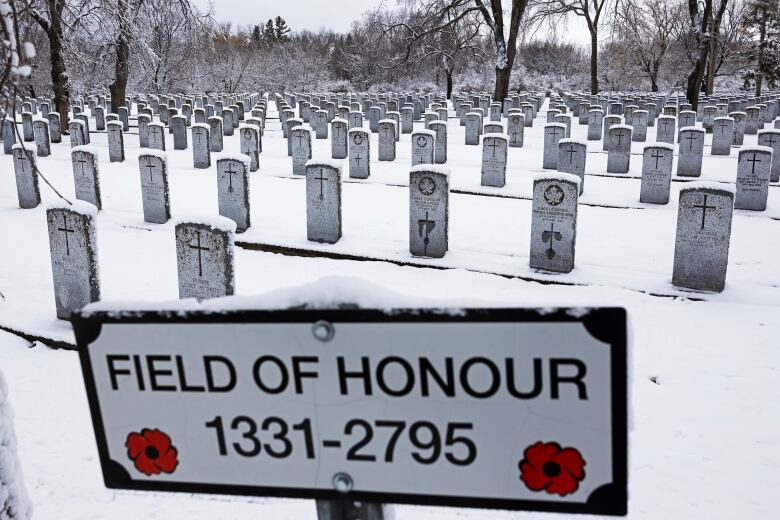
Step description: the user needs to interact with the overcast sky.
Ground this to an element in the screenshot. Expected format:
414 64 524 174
197 0 592 44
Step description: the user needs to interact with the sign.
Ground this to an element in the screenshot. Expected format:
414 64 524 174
74 307 627 516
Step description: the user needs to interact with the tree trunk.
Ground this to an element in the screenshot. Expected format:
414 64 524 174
590 31 599 95
494 66 510 101
48 0 70 131
755 7 767 96
445 68 453 99
109 0 131 113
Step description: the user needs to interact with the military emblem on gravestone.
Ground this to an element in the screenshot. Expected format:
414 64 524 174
542 224 563 259
512 116 520 124
416 136 427 147
418 176 436 195
352 133 364 145
418 212 436 256
544 185 565 206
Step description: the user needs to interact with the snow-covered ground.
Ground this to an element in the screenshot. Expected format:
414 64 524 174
0 98 778 518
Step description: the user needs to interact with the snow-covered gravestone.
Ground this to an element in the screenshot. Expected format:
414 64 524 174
3 118 15 154
12 145 40 209
137 113 151 148
640 144 674 204
677 111 696 139
711 117 734 156
208 116 224 152
171 115 188 150
607 124 632 174
348 111 363 130
148 122 166 151
191 123 211 169
331 118 348 159
543 123 566 169
757 130 780 182
677 127 705 177
94 105 105 131
587 109 604 140
369 107 381 133
656 115 676 144
315 110 329 139
507 114 524 147
0 369 34 520
702 106 717 133
72 146 102 210
375 119 394 161
426 121 446 164
745 106 759 134
138 151 170 224
222 109 235 136
409 165 449 258
32 118 50 157
21 112 32 141
106 121 124 162
291 126 313 176
602 115 620 151
217 155 251 233
631 110 648 142
735 146 772 211
424 111 438 129
554 114 572 138
558 139 587 194
286 118 302 157
522 104 534 127
672 183 734 292
69 119 87 147
483 122 503 136
75 114 90 143
465 112 481 145
400 107 413 134
46 201 100 319
730 111 746 145
306 160 342 244
175 217 236 300
529 173 580 273
348 128 370 179
240 125 260 172
118 106 130 131
194 107 206 124
411 130 435 166
480 133 508 187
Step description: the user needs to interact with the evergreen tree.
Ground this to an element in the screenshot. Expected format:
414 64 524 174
742 0 780 95
274 16 291 42
263 19 275 44
252 25 262 43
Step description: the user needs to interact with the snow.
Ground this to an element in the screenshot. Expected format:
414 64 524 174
559 138 587 147
611 124 633 131
148 122 164 128
545 122 566 128
534 172 582 186
173 214 237 233
413 129 435 138
137 148 168 161
647 142 675 151
10 144 30 152
0 369 33 520
680 126 705 133
218 153 251 167
682 181 736 194
378 119 396 126
71 145 100 156
191 122 209 130
305 158 343 170
482 132 508 142
331 117 347 125
106 120 122 127
410 164 450 177
740 145 773 154
714 116 734 122
45 199 97 215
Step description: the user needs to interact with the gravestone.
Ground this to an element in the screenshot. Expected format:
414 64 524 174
47 112 61 143
118 106 129 131
69 120 87 147
484 122 503 135
378 119 397 161
543 123 566 169
735 146 772 211
217 155 251 232
481 134 508 187
672 183 734 292
369 107 381 133
557 139 587 194
507 114 524 147
223 109 235 136
401 107 413 133
71 146 102 210
172 115 188 150
348 128 370 179
411 130 435 166
607 124 632 173
348 111 363 130
587 109 604 141
175 218 236 300
465 112 481 145
409 165 449 258
148 122 166 151
554 114 572 137
331 118 348 159
757 129 780 181
12 144 40 208
94 106 105 130
639 144 674 204
632 110 648 142
208 116 224 152
602 115 621 151
424 111 438 129
291 126 313 175
429 120 447 164
32 118 50 157
106 121 124 162
677 128 705 177
315 110 329 139
138 151 171 224
3 118 15 153
21 112 33 141
529 173 580 273
306 160 342 244
730 111 746 145
192 123 211 169
138 113 151 148
287 117 303 156
745 106 760 134
240 125 260 172
46 201 100 319
711 117 734 156
656 115 676 144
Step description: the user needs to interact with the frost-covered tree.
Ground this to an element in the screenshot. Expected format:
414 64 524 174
742 0 780 95
0 370 32 520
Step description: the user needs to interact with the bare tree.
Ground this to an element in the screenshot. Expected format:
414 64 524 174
615 0 676 91
682 0 730 109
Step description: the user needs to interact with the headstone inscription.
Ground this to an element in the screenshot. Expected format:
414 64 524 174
529 173 580 273
291 126 314 176
677 127 705 177
711 117 734 155
411 130 435 166
507 114 525 147
240 125 260 172
607 124 632 173
378 119 397 161
480 133 509 187
639 144 674 204
409 165 449 258
348 128 370 179
735 146 772 211
175 218 236 300
217 155 251 233
655 115 676 144
557 139 587 194
148 121 166 151
106 121 125 162
191 123 211 169
331 118 348 159
306 160 342 244
138 151 171 224
208 116 224 152
32 118 50 157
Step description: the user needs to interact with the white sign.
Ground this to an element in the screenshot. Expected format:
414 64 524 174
74 308 627 515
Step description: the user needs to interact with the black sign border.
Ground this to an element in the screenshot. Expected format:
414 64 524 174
73 307 628 516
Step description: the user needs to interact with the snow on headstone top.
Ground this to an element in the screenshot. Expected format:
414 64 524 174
558 138 588 147
534 171 582 186
138 148 168 161
192 122 209 130
45 199 97 215
173 214 237 233
306 158 343 170
410 164 450 178
740 145 773 154
647 142 675 151
683 181 736 194
218 153 251 167
331 117 348 125
71 145 100 156
482 132 509 142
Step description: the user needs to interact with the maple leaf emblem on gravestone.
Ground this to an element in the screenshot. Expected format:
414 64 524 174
352 133 364 145
543 185 565 206
418 176 436 195
416 136 427 147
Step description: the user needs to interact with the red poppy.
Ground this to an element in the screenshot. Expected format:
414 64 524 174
518 441 585 497
125 428 179 476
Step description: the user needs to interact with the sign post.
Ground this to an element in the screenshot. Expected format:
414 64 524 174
73 307 627 517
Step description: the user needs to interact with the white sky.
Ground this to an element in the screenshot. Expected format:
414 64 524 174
197 0 592 45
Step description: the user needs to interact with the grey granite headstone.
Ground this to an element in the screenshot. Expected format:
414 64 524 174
632 110 648 142
411 130 435 166
315 110 329 139
757 130 780 182
148 122 166 151
291 126 313 176
348 111 363 130
655 115 676 144
106 121 124 162
465 112 481 145
677 127 705 177
554 114 572 137
286 117 302 157
222 109 235 136
12 145 40 208
118 106 130 131
711 117 734 155
47 112 61 143
137 113 151 148
191 123 211 169
171 115 188 150
558 139 587 194
745 106 759 134
21 112 33 141
640 144 674 204
424 111 438 129
69 120 87 147
587 109 604 140
672 183 734 292
543 123 566 169
331 118 348 159
46 202 100 319
32 118 50 157
208 116 224 152
306 160 342 244
71 146 102 210
409 166 449 258
240 125 260 171
217 156 251 232
176 219 236 300
94 106 105 131
369 107 381 133
429 120 447 164
607 124 632 173
401 107 413 133
3 118 15 153
507 114 524 147
348 128 370 179
529 173 579 273
481 134 508 187
735 146 772 211
730 111 746 145
602 115 621 151
378 119 397 161
138 152 170 224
